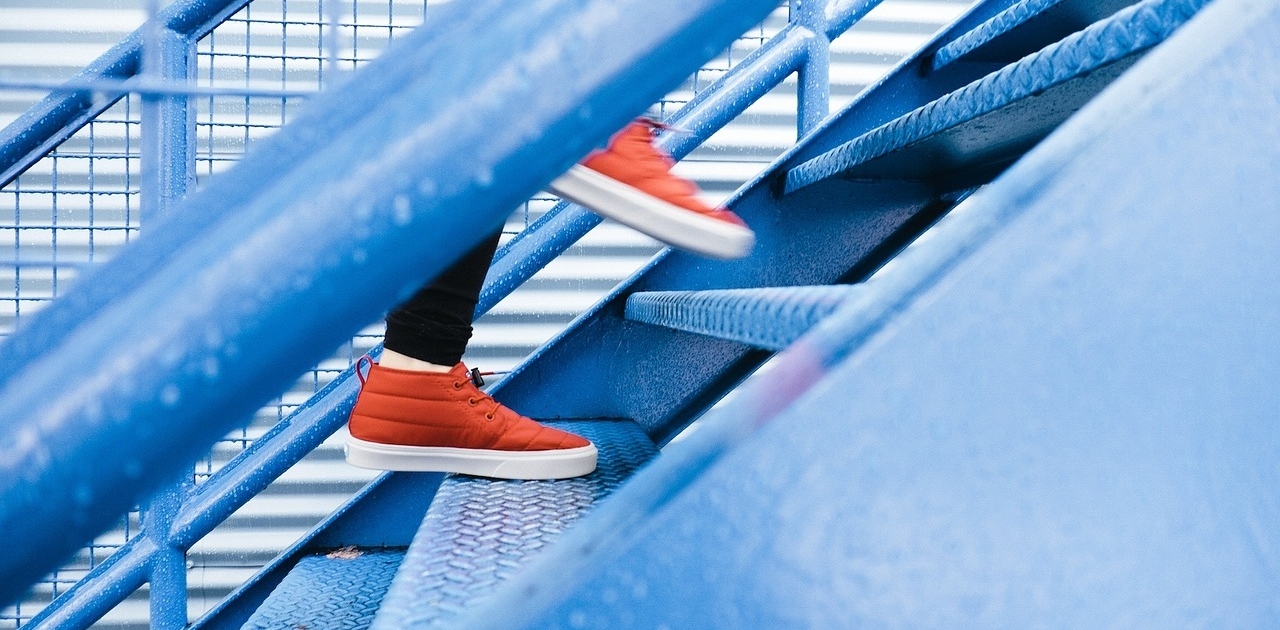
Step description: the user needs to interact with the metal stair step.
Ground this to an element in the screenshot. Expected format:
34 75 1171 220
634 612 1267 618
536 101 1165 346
784 0 1206 194
930 0 1142 71
624 286 858 351
239 548 404 630
370 419 657 629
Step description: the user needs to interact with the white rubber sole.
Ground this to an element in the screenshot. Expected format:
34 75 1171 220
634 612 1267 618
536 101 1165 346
548 165 755 260
344 435 598 480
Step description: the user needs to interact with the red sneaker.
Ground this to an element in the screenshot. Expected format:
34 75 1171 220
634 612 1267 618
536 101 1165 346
345 361 597 480
549 119 755 260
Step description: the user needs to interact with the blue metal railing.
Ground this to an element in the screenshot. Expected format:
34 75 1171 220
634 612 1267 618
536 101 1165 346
0 0 910 626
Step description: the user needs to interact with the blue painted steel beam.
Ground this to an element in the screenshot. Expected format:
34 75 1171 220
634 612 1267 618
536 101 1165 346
0 0 250 188
485 0 1029 445
0 0 780 606
930 0 1141 71
784 0 1206 194
462 0 1280 623
625 286 858 351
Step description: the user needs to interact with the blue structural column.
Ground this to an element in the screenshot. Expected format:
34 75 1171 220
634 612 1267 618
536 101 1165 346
138 13 198 629
0 0 780 607
794 0 831 136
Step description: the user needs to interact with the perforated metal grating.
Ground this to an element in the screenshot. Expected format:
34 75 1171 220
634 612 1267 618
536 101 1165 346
240 548 406 630
371 420 658 629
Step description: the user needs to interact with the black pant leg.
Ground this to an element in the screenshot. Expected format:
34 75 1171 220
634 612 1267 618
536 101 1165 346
382 230 503 365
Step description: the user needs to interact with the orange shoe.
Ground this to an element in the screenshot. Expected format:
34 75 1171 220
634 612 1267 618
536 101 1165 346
548 119 755 260
345 361 597 480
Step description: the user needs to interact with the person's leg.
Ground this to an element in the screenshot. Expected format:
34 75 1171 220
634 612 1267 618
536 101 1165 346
346 118 758 480
381 230 502 369
345 231 598 480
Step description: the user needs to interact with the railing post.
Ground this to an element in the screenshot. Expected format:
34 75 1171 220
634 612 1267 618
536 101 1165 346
794 0 832 137
139 6 196 629
142 475 194 630
140 19 196 221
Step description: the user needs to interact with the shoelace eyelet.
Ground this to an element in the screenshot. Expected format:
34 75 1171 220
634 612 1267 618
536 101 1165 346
468 397 478 406
453 381 463 390
484 412 495 421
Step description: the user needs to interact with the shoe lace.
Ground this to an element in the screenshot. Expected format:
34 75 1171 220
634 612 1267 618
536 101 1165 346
453 369 502 421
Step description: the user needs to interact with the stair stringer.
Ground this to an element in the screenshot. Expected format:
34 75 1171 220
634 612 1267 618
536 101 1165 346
487 0 1026 444
462 0 1280 624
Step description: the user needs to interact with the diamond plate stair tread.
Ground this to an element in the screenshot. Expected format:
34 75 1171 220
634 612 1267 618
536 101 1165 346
931 0 1139 70
240 548 405 630
371 419 657 629
785 0 1206 193
625 285 857 351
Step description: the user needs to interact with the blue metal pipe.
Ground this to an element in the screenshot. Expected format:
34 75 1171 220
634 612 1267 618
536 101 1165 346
138 17 198 627
0 77 317 99
825 0 895 38
19 358 367 630
20 536 156 630
168 360 368 548
0 0 781 606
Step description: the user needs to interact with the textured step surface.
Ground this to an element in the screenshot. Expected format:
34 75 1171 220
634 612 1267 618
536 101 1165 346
371 420 657 629
625 286 857 350
931 0 1140 70
241 548 405 630
785 0 1206 193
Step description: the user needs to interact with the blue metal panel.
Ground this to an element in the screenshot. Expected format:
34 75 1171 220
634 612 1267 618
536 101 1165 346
460 0 1280 623
625 286 857 350
785 0 1206 193
240 550 405 630
372 420 657 630
0 0 780 606
931 0 1141 70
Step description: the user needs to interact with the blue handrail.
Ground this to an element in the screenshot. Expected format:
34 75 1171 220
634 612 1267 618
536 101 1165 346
0 0 908 625
0 0 783 610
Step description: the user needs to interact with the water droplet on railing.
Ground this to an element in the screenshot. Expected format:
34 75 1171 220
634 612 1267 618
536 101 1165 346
160 384 181 407
393 195 413 225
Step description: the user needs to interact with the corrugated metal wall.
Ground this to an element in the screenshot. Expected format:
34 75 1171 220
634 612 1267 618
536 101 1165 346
0 0 972 626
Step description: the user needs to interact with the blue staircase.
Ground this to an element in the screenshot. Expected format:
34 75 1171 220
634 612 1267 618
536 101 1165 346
4 0 1280 625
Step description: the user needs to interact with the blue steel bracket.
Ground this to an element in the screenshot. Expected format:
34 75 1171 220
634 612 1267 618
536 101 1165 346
930 0 1144 71
624 286 859 351
0 0 781 606
784 0 1208 194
